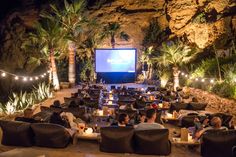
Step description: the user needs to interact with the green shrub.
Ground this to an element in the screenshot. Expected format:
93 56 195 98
0 82 52 115
211 81 236 99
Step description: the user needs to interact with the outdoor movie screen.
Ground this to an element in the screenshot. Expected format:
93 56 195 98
95 49 136 73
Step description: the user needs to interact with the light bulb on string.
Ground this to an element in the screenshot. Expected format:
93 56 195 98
181 72 185 76
201 79 205 82
15 76 19 80
35 76 39 80
23 77 28 82
195 78 199 81
210 79 214 83
41 75 45 78
1 72 6 77
185 74 188 78
30 77 33 81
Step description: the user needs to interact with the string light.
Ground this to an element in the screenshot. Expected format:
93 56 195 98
23 77 28 82
0 69 51 82
1 72 6 77
179 71 220 84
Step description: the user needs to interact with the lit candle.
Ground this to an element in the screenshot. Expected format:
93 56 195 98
108 100 112 105
85 128 93 134
98 110 103 116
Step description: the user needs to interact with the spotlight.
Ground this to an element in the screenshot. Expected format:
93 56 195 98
1 72 6 77
15 76 19 80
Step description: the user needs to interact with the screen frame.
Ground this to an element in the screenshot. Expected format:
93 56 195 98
95 48 137 73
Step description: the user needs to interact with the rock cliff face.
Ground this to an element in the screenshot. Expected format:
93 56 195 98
0 0 235 56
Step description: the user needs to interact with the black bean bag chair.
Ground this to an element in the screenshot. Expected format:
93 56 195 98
201 130 236 157
0 120 34 147
188 102 207 111
31 123 71 148
100 127 134 153
169 102 189 113
209 113 233 127
134 129 171 155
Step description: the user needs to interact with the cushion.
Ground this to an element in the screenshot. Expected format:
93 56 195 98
63 107 85 118
31 123 71 148
100 127 134 153
0 120 34 147
210 113 233 127
188 102 207 110
201 130 236 157
169 103 189 113
134 129 171 155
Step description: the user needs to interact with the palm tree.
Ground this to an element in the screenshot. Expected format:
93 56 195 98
140 46 154 79
100 22 129 48
29 19 67 90
153 40 196 91
44 0 86 86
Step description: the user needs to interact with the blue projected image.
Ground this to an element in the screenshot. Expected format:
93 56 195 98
95 49 136 72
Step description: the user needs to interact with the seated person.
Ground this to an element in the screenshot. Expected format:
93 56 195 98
195 116 228 139
49 111 70 128
15 108 37 123
50 100 61 108
135 108 165 130
68 100 78 108
136 112 146 124
111 113 132 127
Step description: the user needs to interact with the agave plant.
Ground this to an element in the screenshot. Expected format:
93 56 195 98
33 82 53 102
0 82 52 115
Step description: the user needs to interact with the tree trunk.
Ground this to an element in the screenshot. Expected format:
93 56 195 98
50 49 60 90
48 66 52 84
111 35 115 48
68 44 76 86
213 45 222 81
172 66 180 91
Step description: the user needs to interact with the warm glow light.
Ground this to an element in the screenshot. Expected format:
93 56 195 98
41 75 45 78
47 70 50 73
1 72 6 77
85 128 93 134
30 77 33 81
23 77 28 81
210 79 214 83
15 76 19 80
181 72 185 76
35 76 39 80
195 78 199 81
185 74 188 78
201 79 205 82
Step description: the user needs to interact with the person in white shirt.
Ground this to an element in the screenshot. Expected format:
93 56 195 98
135 108 165 130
